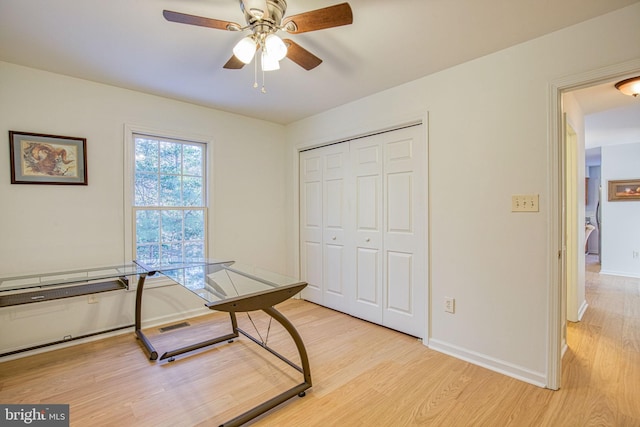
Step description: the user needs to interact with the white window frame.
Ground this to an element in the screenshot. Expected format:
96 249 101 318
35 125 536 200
123 124 214 266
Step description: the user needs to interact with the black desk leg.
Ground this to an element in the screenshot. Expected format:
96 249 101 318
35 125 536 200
134 273 158 360
221 306 312 427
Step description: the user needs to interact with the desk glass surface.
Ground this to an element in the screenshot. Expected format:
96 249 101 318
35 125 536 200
136 258 304 308
0 264 142 293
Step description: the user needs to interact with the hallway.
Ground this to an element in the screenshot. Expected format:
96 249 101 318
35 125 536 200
557 254 640 424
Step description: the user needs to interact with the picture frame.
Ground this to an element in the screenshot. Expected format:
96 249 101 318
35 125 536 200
9 131 88 185
608 179 640 201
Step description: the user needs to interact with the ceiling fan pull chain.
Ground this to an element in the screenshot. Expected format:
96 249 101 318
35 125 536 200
259 49 267 94
253 50 258 89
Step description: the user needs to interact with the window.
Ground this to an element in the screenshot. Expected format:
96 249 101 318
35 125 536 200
132 133 207 263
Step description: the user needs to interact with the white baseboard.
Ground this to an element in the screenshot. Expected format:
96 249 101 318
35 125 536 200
0 326 134 362
0 306 213 362
599 269 640 279
427 339 547 388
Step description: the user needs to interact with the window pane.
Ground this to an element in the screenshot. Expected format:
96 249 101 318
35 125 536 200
136 210 160 244
160 141 181 174
137 244 160 262
183 176 203 206
135 139 158 173
135 173 159 206
185 242 205 260
183 144 203 176
160 175 181 206
161 210 183 242
162 243 183 263
184 210 204 241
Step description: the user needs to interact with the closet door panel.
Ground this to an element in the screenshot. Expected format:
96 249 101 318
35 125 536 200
356 176 379 230
387 172 412 233
325 243 344 295
299 152 324 304
386 250 412 313
382 128 426 338
303 241 323 297
324 178 346 303
351 140 384 322
353 247 382 323
322 145 350 311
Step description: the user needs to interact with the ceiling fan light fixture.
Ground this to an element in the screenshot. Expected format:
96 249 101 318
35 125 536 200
265 34 287 61
261 51 280 71
615 76 640 97
232 36 257 64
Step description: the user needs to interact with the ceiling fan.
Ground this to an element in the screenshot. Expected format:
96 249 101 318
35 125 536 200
163 0 353 73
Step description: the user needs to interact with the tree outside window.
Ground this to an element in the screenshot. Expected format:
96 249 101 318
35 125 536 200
133 135 207 266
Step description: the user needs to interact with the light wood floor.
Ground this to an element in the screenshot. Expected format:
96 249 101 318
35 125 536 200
1 256 638 426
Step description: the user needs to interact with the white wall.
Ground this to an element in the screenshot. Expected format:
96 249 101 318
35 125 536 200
286 4 640 386
601 142 640 278
0 61 288 355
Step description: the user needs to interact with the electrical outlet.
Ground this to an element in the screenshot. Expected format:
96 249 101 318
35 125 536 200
633 251 639 260
88 295 98 304
444 297 455 314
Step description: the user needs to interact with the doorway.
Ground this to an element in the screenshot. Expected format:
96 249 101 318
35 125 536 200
550 59 640 389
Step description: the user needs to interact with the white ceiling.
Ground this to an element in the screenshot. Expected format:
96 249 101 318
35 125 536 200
0 0 639 126
571 81 640 153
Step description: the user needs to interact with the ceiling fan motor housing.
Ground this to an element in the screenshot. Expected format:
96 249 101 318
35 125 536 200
241 0 287 29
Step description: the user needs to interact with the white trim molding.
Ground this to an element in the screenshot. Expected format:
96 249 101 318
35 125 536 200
546 58 640 390
122 123 215 261
428 339 547 388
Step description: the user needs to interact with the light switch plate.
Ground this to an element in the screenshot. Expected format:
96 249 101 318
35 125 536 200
512 194 539 212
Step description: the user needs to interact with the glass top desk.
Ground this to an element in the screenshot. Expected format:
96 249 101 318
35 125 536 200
0 264 140 307
0 259 311 427
133 258 312 427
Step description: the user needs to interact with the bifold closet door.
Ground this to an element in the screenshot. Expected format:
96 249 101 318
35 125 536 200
299 144 351 312
351 125 426 337
299 124 426 338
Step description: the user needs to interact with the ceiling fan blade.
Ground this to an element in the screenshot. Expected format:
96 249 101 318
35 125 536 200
163 10 241 31
283 39 322 70
223 55 247 69
282 2 353 34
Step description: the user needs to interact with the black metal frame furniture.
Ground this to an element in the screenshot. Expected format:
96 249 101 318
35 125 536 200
133 259 312 427
1 260 312 426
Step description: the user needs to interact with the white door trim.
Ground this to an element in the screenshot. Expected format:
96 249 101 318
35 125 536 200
547 58 640 390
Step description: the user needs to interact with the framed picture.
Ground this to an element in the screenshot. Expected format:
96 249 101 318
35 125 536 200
608 179 640 201
9 131 88 185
